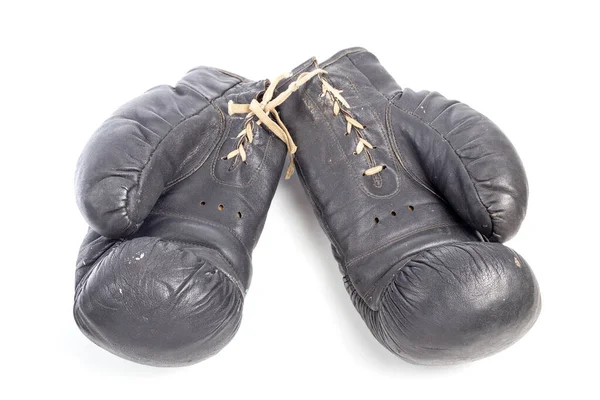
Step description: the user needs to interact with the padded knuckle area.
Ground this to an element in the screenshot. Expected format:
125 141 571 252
74 237 244 367
349 242 541 365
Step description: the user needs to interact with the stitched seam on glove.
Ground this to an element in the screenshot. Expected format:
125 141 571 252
344 54 442 200
321 47 369 69
389 102 495 239
384 95 443 199
124 79 245 231
148 209 252 260
351 239 475 312
346 222 463 269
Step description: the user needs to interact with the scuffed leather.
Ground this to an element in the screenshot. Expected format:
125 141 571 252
277 48 541 364
74 68 286 366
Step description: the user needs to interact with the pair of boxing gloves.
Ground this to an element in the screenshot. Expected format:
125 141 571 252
74 48 541 367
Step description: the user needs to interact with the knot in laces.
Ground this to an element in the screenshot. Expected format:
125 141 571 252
227 68 325 179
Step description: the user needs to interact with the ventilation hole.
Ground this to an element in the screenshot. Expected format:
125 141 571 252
391 211 397 216
374 217 379 224
237 211 243 219
200 201 206 206
408 205 414 211
352 151 357 155
218 204 224 211
382 165 387 170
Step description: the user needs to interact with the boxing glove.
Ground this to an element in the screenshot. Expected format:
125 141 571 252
74 67 321 366
276 48 541 364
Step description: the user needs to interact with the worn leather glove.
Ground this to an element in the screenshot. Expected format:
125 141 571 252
277 48 541 364
74 67 321 366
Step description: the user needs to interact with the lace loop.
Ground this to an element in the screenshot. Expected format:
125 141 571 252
319 75 385 177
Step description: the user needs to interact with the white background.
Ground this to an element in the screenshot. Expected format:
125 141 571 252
1 1 598 398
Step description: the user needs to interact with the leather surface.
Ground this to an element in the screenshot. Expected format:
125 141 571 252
277 48 541 364
74 68 286 366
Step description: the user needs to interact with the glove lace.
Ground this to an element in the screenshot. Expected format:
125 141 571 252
319 77 385 177
227 68 325 179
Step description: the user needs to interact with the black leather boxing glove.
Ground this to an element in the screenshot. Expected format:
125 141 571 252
74 67 321 366
277 48 541 364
